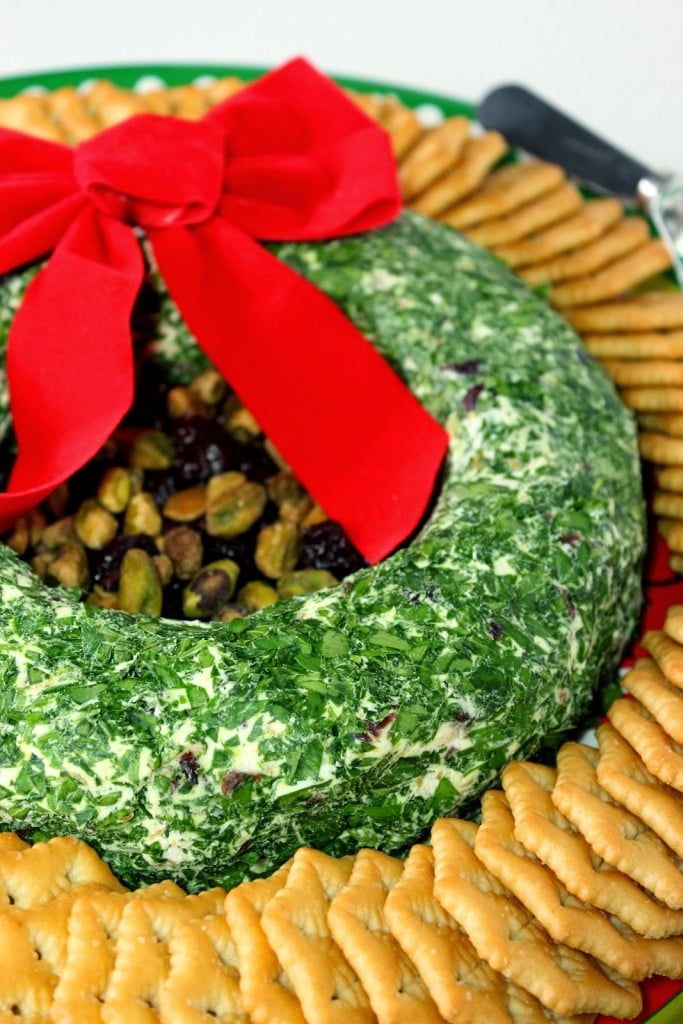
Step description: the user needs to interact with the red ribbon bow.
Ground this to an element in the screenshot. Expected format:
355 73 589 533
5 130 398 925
0 58 448 563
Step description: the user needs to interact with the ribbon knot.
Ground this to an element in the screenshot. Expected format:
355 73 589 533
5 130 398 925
73 114 226 229
0 58 448 563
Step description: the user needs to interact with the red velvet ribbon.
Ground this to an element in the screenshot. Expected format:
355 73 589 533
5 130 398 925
0 58 448 563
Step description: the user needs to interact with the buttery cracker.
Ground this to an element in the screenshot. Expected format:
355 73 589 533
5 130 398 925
622 388 683 414
474 789 674 980
97 888 226 1023
47 86 101 143
596 722 683 859
398 115 471 199
202 76 246 109
553 741 683 908
0 833 29 853
604 361 683 389
502 760 683 936
550 238 672 308
328 848 444 1024
465 182 583 248
520 216 651 287
0 93 64 142
658 517 683 553
585 330 683 361
160 913 247 1024
384 843 513 1024
639 431 683 465
372 95 423 159
0 835 126 910
654 490 683 518
51 882 186 1024
563 291 683 333
624 658 683 745
656 472 683 497
82 79 148 129
225 860 305 1024
413 131 508 217
608 696 683 792
431 817 641 1019
260 849 372 1024
492 198 623 270
438 161 565 231
641 629 683 688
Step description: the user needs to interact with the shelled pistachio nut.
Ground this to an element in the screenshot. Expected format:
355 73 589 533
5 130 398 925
97 467 133 514
160 526 203 580
124 492 163 537
163 486 207 523
46 543 90 590
183 559 240 619
118 548 163 616
236 580 279 611
128 429 174 470
75 499 118 550
205 479 267 538
277 568 338 598
254 520 300 579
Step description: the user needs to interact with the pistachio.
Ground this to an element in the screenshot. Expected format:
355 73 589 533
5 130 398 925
237 580 279 612
214 603 248 622
44 483 69 519
183 559 240 619
27 508 47 547
277 568 338 599
205 471 246 502
87 586 120 610
40 516 78 551
129 429 174 470
97 467 133 514
266 471 313 522
119 548 163 616
206 479 267 537
254 520 300 579
223 395 261 442
190 369 226 406
153 553 174 586
75 500 118 550
163 486 207 523
161 526 203 580
6 518 29 555
46 543 90 590
167 386 206 419
302 503 328 527
30 551 55 580
124 492 163 537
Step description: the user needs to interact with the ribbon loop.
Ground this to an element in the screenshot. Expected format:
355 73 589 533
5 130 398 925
73 114 226 229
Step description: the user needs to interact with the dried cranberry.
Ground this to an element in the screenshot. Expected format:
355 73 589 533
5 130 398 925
144 470 178 508
298 521 366 578
90 533 158 591
171 416 232 485
231 441 280 483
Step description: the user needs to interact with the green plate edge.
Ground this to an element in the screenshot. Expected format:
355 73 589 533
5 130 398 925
0 61 475 119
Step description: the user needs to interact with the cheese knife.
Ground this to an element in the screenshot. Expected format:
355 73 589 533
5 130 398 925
477 83 683 288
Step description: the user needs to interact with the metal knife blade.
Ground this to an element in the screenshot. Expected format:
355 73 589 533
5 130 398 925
478 83 683 289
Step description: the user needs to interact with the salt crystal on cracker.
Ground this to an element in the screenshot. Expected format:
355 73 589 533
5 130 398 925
160 913 247 1024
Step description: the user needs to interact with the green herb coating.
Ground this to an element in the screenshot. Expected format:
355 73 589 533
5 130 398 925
0 212 645 889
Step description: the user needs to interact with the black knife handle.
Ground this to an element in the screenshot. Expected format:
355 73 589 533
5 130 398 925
478 84 654 199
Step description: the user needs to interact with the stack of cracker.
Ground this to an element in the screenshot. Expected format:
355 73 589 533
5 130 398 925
1 75 682 569
1 623 683 1021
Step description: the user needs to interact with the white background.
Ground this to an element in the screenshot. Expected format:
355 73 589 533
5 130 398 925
0 0 681 173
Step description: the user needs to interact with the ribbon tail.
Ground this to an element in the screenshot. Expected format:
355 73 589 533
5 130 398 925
149 218 449 564
0 205 144 531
